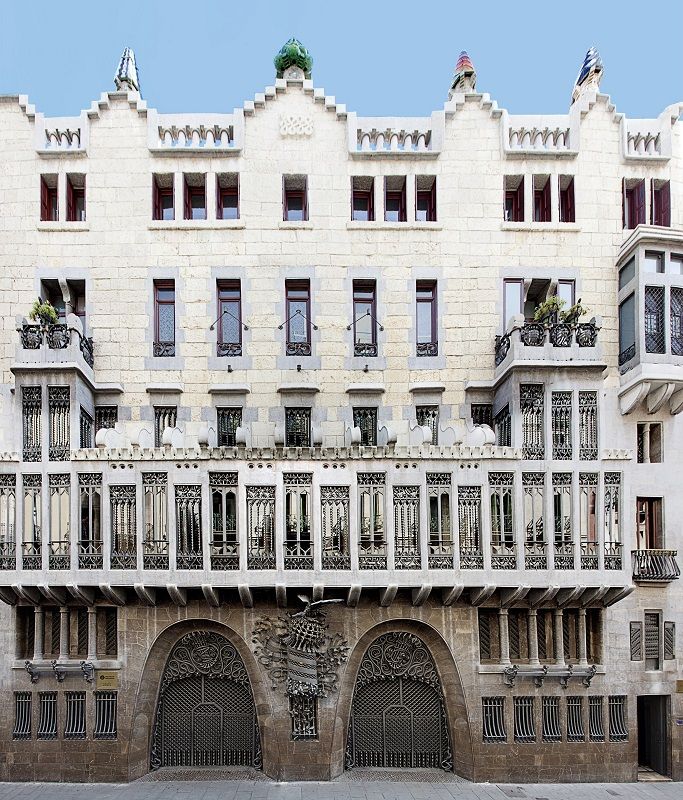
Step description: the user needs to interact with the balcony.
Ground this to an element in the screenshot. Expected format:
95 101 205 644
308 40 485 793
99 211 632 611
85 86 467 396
631 549 680 583
16 321 93 370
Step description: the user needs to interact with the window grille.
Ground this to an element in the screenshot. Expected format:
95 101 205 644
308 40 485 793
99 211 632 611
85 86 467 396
552 473 573 569
489 473 515 569
110 485 136 569
551 392 572 459
104 608 118 657
94 406 117 431
579 473 598 569
77 608 88 656
80 408 93 448
608 696 628 742
393 486 420 569
94 691 117 739
48 387 70 460
416 406 438 445
175 485 202 569
358 473 386 569
472 403 493 428
536 611 551 662
644 285 665 354
494 405 511 447
562 610 578 661
353 407 378 446
542 697 561 742
482 697 506 742
0 476 17 569
64 692 86 739
644 611 661 670
427 473 452 568
22 474 42 569
321 485 350 569
290 694 317 740
142 473 168 569
523 473 546 569
22 386 42 462
589 696 605 742
514 697 535 743
671 287 683 356
566 696 584 742
78 473 102 569
246 486 275 569
578 392 598 459
50 609 60 657
509 611 521 660
603 473 622 570
284 474 313 569
37 692 58 740
629 621 643 660
13 692 32 739
217 407 242 447
478 611 492 661
210 472 239 570
458 486 483 569
664 621 676 660
48 474 70 569
285 407 311 447
154 406 177 448
521 384 544 459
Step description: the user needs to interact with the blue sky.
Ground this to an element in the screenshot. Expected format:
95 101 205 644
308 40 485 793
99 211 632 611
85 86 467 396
1 1 681 118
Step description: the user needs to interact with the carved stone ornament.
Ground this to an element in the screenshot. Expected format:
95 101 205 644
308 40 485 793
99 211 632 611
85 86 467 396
279 114 314 137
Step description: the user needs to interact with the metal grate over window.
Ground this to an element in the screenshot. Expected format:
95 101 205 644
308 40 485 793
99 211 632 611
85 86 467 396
542 697 561 742
94 691 117 739
482 697 506 742
664 621 676 660
37 692 58 740
110 485 137 569
608 696 628 742
472 403 493 428
644 285 665 354
48 387 70 460
393 486 420 569
416 406 439 445
22 386 42 462
13 692 31 739
566 696 585 742
154 406 177 448
578 391 598 460
285 408 311 447
458 486 482 569
644 611 661 669
175 485 202 569
353 407 377 446
94 406 118 431
217 407 242 447
64 692 86 739
495 405 511 447
630 621 643 661
290 695 317 740
79 408 93 449
589 696 605 742
321 485 350 569
551 392 572 459
514 697 536 743
246 485 275 569
671 287 683 356
521 384 544 459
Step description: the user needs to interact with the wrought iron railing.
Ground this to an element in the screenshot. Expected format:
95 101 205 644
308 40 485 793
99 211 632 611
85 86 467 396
604 542 623 571
153 340 175 357
18 323 94 367
580 541 599 570
524 540 547 570
78 540 103 569
143 539 169 570
631 549 680 582
358 541 387 570
284 540 314 570
491 544 517 569
553 541 574 570
354 342 377 357
495 321 599 366
0 541 15 570
416 341 438 357
216 342 242 357
210 538 239 570
428 542 453 569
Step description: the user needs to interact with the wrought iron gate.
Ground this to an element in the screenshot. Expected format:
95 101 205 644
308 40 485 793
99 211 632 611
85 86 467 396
346 632 452 770
150 630 261 770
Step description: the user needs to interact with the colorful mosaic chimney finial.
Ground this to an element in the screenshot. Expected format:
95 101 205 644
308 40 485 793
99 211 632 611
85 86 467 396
114 48 140 93
449 51 477 97
571 47 603 105
274 38 313 80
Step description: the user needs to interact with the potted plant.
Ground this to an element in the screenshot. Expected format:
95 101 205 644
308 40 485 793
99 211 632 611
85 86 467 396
560 298 589 325
533 295 566 325
28 298 58 328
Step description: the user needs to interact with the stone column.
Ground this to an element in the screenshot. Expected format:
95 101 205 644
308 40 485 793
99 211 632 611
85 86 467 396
206 172 217 221
527 608 540 666
59 606 69 659
33 607 44 660
554 608 566 666
578 608 588 666
498 608 511 666
87 607 97 661
641 422 650 463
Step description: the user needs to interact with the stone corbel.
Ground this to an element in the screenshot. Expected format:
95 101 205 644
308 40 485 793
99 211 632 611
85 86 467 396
559 664 574 688
581 664 598 687
619 381 650 415
503 665 518 687
533 665 549 687
647 382 675 414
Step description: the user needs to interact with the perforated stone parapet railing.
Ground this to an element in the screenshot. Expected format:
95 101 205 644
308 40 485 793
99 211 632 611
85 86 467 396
507 126 571 152
43 127 82 150
631 549 680 582
156 123 235 149
495 321 600 367
626 130 661 156
356 127 432 152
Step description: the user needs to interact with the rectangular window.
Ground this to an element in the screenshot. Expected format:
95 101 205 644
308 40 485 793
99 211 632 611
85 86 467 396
153 174 174 220
630 621 643 661
664 621 675 660
514 697 536 743
94 692 117 739
533 175 551 222
618 293 636 365
458 486 482 568
37 692 58 740
644 611 661 670
66 174 85 222
216 173 239 220
110 485 136 569
551 392 572 460
651 180 671 227
154 406 177 449
153 280 176 357
285 408 311 448
671 287 683 356
393 486 420 569
358 473 386 569
48 387 70 461
619 258 636 290
210 473 238 570
428 474 451 568
504 175 524 222
623 178 645 229
351 176 374 221
321 485 350 569
175 485 202 569
471 404 493 428
643 250 664 273
22 475 42 569
95 406 118 431
503 279 523 327
521 384 544 459
80 408 93 449
578 391 598 460
415 175 436 222
608 696 628 741
49 474 70 569
183 173 206 220
352 280 378 357
290 694 317 740
283 174 308 221
64 692 86 739
416 405 439 445
637 422 662 464
22 386 42 462
669 254 683 275
553 473 573 568
0 476 17 569
103 608 117 656
482 697 506 742
523 473 546 568
79 473 102 569
217 407 242 447
566 696 585 742
353 407 377 446
142 473 167 570
559 175 575 223
246 485 276 569
644 285 665 354
13 692 32 740
40 175 58 221
416 280 438 356
557 279 576 308
285 280 312 356
588 696 605 742
579 473 598 569
494 405 511 447
636 497 663 550
216 280 242 357
284 474 313 569
604 473 622 569
489 473 515 568
384 176 406 222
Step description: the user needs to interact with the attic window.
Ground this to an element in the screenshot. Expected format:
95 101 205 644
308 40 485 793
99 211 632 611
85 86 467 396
217 173 239 220
184 173 206 220
153 174 174 221
504 175 524 222
559 175 575 223
416 176 437 222
384 176 406 222
533 175 551 222
66 174 86 222
623 178 645 229
40 175 58 221
283 175 308 221
651 180 671 228
352 176 374 221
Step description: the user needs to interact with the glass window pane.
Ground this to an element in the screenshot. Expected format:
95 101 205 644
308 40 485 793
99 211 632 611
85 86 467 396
157 304 174 341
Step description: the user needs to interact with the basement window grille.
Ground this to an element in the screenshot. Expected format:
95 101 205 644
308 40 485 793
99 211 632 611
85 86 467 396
542 697 561 742
551 391 572 459
13 692 31 739
37 692 58 740
64 692 86 739
608 696 628 742
521 384 544 459
566 696 585 742
94 691 117 739
589 696 605 742
482 697 506 742
393 486 420 569
578 391 598 459
514 697 536 743
48 386 70 460
22 386 42 462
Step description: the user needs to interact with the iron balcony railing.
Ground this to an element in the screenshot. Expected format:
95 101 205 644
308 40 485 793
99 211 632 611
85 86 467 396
495 320 599 367
632 549 680 582
18 323 94 368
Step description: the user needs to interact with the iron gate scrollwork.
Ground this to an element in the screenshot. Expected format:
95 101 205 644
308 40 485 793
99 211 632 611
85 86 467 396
346 632 452 771
150 630 261 770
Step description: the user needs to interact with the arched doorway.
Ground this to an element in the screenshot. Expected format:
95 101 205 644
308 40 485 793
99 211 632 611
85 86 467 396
346 631 452 770
150 630 261 770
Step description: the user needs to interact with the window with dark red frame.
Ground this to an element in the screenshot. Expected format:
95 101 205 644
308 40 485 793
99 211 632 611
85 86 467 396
283 175 308 221
623 178 646 229
504 176 524 222
559 176 575 223
184 174 206 220
533 176 551 222
217 173 239 220
352 280 378 357
651 180 671 227
40 175 58 221
384 177 406 222
153 280 175 357
66 175 86 222
352 176 374 221
416 176 437 222
416 280 438 356
285 280 312 356
216 280 242 357
153 174 174 221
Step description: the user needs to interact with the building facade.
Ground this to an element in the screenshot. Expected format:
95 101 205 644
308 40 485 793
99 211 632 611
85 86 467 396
0 42 680 783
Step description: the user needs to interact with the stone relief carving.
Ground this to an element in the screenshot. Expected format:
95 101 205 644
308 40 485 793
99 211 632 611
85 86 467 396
279 114 314 137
